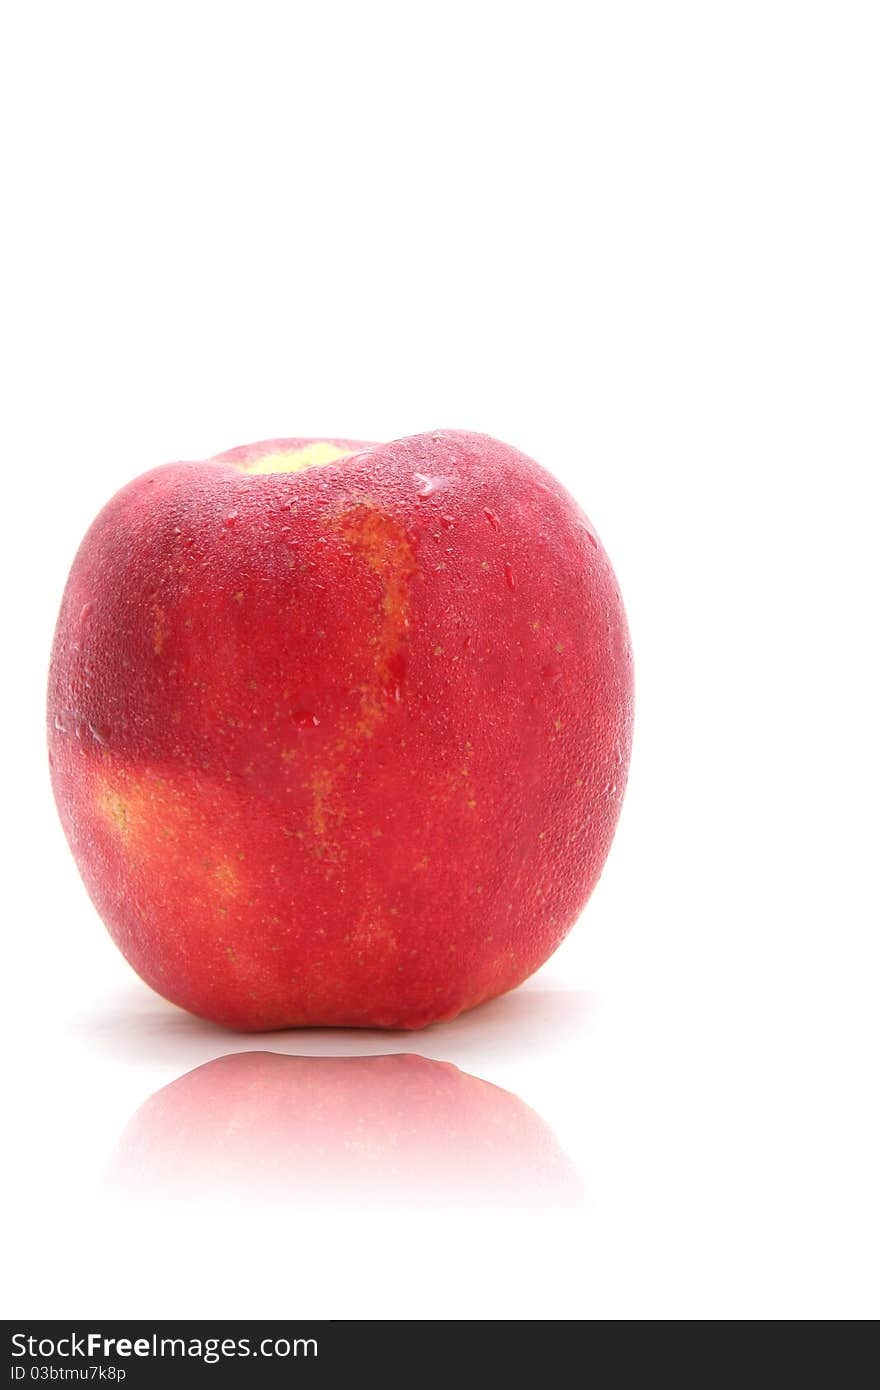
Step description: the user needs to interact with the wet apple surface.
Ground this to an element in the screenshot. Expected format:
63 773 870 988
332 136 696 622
48 430 633 1029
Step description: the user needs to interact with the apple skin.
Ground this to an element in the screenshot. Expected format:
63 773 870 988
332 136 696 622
48 430 633 1029
106 1051 582 1205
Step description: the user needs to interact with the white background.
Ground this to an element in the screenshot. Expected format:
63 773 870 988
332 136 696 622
2 1 878 1320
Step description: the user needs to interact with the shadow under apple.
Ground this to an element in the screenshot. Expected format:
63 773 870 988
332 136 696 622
105 1050 583 1208
77 979 592 1071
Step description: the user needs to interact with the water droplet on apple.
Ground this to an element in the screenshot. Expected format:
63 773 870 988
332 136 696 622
80 602 94 623
293 710 319 729
55 709 88 738
88 721 109 746
504 563 516 591
414 474 448 499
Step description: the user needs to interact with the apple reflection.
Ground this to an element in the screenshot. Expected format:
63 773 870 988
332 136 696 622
106 1051 582 1207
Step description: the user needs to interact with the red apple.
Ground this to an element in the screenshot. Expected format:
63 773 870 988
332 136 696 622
106 1050 582 1205
48 430 632 1029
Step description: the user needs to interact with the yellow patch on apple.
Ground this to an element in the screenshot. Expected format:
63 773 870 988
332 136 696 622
242 442 353 475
